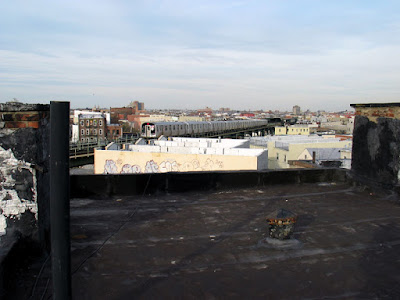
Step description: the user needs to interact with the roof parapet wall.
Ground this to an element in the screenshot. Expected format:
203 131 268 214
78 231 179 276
351 103 400 187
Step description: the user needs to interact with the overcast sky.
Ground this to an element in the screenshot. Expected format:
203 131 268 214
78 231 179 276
1 1 400 111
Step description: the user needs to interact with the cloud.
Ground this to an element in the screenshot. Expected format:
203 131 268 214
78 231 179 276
1 1 400 110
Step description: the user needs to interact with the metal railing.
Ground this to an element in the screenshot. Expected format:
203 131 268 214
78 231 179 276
69 135 139 159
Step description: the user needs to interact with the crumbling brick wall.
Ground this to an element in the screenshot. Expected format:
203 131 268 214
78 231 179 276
0 102 50 260
351 103 400 187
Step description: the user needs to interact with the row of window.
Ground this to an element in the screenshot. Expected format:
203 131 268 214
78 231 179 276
291 128 308 132
81 129 103 135
81 137 98 142
80 119 103 127
277 128 309 133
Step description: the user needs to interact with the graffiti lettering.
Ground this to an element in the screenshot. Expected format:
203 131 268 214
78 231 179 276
145 160 159 173
104 160 118 174
159 160 179 172
120 164 141 174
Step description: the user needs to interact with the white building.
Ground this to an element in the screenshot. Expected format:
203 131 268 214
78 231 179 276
73 110 111 125
251 135 352 169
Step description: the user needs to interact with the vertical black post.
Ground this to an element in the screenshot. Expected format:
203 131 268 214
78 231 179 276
50 101 71 299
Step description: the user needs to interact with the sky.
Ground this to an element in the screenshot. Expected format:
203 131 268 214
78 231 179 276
1 1 400 111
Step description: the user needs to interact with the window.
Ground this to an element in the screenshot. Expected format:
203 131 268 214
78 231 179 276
99 129 103 135
284 155 287 162
80 120 84 126
93 129 97 135
86 129 89 135
305 155 308 159
81 129 84 135
90 120 93 126
81 138 85 142
86 138 90 142
165 126 168 130
116 130 119 134
86 120 90 126
276 153 279 160
94 120 97 126
99 120 103 126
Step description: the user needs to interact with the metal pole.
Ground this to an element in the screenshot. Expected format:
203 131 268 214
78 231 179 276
50 101 71 299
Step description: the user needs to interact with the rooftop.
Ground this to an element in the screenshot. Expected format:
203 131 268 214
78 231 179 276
67 180 400 299
78 114 105 119
23 169 400 299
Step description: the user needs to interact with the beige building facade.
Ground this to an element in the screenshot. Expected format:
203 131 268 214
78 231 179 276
251 136 352 169
275 125 310 136
95 138 268 174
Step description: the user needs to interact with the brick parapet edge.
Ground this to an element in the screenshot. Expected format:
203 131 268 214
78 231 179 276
0 111 49 129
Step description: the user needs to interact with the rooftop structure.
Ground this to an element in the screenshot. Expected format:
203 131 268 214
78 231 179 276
94 137 268 174
298 147 352 169
251 135 352 169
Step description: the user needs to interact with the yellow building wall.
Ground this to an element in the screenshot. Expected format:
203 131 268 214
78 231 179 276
275 126 287 135
286 126 310 135
94 149 260 174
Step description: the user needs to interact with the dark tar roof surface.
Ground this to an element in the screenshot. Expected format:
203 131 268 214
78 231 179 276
65 182 400 299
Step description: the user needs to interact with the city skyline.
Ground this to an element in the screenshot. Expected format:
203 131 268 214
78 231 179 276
1 1 400 111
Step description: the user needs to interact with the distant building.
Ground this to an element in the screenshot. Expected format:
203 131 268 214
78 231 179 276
197 107 213 114
251 135 352 169
71 124 79 143
110 107 136 123
275 125 311 136
127 114 174 132
293 105 301 115
240 113 255 118
107 124 123 140
73 110 110 125
78 114 107 143
130 101 145 112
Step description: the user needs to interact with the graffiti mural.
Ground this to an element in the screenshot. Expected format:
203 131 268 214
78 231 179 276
101 157 226 174
192 159 201 171
104 159 118 174
159 160 179 172
120 164 141 174
145 160 160 173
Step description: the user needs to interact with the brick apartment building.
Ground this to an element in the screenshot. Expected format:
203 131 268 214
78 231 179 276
78 114 107 142
130 101 145 112
107 124 123 140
